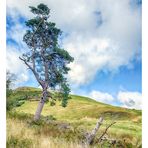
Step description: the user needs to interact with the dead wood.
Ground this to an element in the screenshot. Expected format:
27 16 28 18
86 117 104 144
98 121 116 143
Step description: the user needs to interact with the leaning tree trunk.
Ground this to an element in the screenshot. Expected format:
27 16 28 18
34 88 48 121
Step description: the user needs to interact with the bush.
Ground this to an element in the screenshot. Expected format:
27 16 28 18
6 98 25 111
15 100 25 107
6 99 15 111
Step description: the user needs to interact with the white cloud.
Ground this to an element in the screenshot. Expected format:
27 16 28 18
85 90 142 109
7 0 141 86
6 46 29 87
7 24 27 49
117 91 142 109
88 90 114 104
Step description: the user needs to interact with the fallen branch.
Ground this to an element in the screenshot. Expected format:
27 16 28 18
98 121 116 143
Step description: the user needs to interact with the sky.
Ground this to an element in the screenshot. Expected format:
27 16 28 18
6 0 142 109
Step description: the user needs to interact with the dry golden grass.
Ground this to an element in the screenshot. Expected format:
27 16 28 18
7 114 142 148
7 118 89 148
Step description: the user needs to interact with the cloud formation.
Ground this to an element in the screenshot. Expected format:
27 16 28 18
117 91 142 109
86 90 142 109
88 90 115 104
6 46 29 87
7 0 141 87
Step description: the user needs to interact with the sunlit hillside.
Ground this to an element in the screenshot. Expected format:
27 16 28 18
7 87 142 148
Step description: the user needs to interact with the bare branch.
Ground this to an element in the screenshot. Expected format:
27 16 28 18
19 57 33 70
98 121 116 143
19 56 43 87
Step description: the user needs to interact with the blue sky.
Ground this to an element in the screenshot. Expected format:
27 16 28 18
6 0 142 109
77 60 142 94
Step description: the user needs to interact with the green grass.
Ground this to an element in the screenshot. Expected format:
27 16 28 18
7 87 142 147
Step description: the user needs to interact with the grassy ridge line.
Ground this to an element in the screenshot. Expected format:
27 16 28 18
14 87 141 119
15 86 141 110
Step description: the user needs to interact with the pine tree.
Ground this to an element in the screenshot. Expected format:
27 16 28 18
20 3 74 121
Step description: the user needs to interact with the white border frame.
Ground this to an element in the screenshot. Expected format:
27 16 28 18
142 0 148 148
0 0 6 147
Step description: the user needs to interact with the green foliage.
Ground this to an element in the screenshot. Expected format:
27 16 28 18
54 47 74 62
6 98 25 111
6 90 33 111
6 89 13 99
20 3 74 107
29 3 50 15
61 83 71 107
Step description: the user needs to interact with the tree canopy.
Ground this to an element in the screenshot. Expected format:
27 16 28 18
20 3 74 107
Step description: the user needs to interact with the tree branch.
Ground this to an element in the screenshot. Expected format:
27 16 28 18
31 47 36 70
19 57 33 70
19 56 43 87
98 121 116 143
40 47 49 85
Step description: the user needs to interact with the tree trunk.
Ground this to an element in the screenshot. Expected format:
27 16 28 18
34 88 47 121
34 99 45 121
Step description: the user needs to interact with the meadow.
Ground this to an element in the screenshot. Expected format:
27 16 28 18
7 87 142 148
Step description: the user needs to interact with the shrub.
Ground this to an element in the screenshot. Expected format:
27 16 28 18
6 98 25 111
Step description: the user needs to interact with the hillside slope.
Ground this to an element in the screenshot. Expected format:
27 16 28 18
14 87 141 121
7 87 142 147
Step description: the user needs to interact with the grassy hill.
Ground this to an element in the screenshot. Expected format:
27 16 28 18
7 87 142 148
